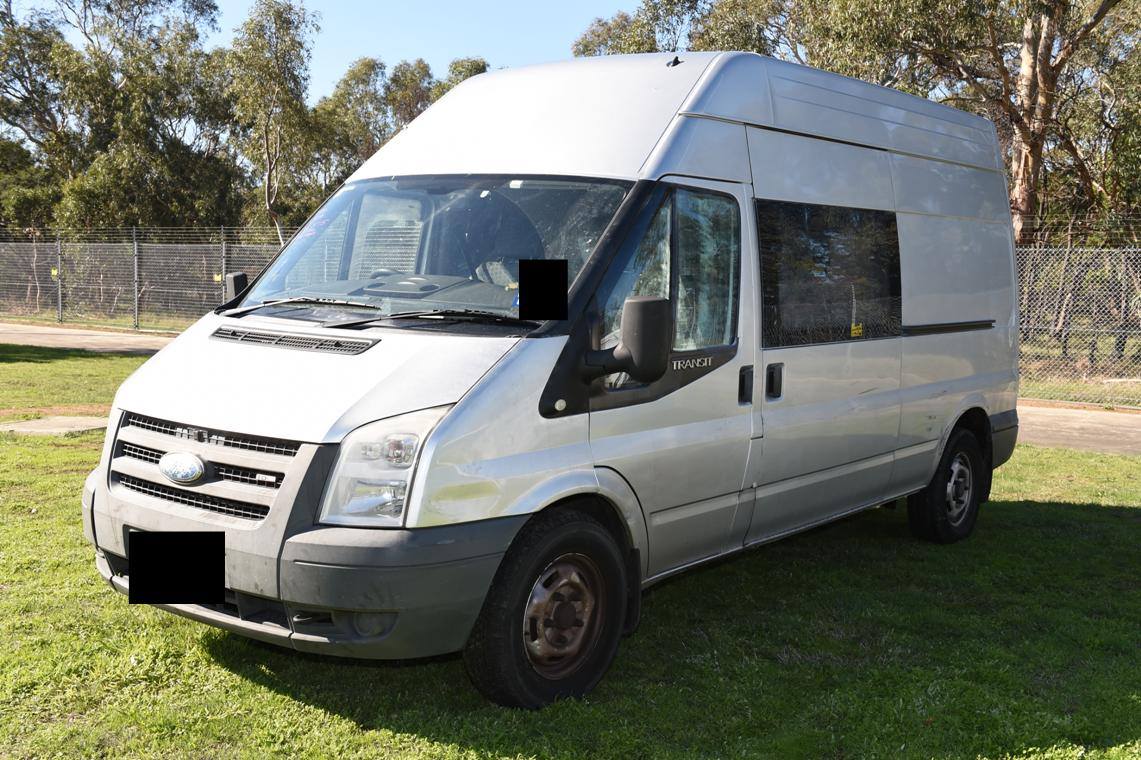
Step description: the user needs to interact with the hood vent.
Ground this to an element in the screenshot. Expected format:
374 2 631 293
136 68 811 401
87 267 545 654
211 326 375 355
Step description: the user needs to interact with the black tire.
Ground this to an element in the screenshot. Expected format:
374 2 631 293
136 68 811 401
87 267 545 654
463 507 628 708
908 428 985 544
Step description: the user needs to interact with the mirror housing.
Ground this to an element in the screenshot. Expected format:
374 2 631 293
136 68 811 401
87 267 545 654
585 296 672 383
224 271 249 302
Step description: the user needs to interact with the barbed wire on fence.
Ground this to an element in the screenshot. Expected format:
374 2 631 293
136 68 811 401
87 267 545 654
1 226 1139 408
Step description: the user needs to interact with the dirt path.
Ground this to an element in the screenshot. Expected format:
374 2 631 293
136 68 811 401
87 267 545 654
0 321 172 354
1018 403 1141 455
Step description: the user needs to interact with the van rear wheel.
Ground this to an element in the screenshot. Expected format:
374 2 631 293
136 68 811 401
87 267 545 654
908 428 984 543
463 508 627 708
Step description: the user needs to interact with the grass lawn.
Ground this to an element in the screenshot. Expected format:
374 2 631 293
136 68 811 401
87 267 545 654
0 344 147 422
1021 376 1141 409
0 311 194 334
0 347 1139 758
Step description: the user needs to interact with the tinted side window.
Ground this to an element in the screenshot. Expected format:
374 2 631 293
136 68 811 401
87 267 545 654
757 200 901 348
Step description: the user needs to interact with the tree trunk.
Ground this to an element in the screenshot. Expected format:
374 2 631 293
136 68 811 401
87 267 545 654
263 167 284 247
1009 134 1042 244
1008 13 1058 245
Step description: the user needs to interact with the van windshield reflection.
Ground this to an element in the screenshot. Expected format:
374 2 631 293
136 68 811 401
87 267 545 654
241 176 631 322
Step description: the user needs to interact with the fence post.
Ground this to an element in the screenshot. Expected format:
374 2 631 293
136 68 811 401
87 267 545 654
132 226 140 330
220 225 227 304
56 238 62 323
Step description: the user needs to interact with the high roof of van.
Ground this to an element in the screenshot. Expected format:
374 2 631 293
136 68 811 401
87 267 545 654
349 52 1001 183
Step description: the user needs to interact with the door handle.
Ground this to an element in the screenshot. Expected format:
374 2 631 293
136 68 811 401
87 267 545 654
738 365 753 404
765 363 783 399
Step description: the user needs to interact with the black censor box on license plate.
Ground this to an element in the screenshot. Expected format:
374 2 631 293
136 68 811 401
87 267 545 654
518 259 569 321
128 531 225 604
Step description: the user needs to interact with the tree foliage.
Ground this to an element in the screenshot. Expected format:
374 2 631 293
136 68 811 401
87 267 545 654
572 0 1138 237
227 0 316 242
0 1 494 232
5 0 1129 234
432 56 489 100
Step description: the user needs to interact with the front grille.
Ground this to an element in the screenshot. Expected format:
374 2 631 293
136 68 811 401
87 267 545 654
122 412 300 457
211 326 375 356
214 463 282 489
121 441 160 464
117 474 269 520
119 441 283 489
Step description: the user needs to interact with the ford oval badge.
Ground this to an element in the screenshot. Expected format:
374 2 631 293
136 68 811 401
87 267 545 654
158 452 206 485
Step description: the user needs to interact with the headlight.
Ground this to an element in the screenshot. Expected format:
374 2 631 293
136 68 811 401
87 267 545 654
318 406 451 527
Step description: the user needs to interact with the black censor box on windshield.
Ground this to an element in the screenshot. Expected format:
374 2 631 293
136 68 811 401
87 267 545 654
518 259 568 321
128 531 225 605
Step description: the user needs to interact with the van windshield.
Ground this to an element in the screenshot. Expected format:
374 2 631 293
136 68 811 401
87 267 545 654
241 176 630 321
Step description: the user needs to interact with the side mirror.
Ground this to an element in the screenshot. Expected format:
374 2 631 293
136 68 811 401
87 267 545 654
585 296 672 383
224 271 249 302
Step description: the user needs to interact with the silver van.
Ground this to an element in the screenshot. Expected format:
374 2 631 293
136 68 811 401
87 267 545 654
83 52 1019 708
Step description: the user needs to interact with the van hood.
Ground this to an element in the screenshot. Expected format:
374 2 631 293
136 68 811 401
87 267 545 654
113 313 520 443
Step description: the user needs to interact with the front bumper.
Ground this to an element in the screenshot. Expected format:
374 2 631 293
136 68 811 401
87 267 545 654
85 411 527 660
93 516 526 659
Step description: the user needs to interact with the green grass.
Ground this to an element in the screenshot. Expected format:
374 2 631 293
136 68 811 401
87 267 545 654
1 447 1139 758
0 345 1138 758
1021 376 1141 409
1020 332 1141 407
0 310 192 333
0 344 147 421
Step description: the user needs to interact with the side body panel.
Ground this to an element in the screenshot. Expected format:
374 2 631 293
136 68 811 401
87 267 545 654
744 127 902 541
407 337 652 573
889 153 1019 493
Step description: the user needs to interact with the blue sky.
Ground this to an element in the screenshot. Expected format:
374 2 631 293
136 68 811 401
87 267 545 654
210 0 634 102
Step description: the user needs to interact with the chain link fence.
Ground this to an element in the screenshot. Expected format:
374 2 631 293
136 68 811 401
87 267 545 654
1016 216 1141 408
0 228 292 332
2 223 1140 407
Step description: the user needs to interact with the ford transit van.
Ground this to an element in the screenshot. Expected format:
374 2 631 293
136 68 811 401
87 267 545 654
83 52 1019 708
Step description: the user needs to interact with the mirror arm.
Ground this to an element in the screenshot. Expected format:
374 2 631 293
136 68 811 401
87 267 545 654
582 346 627 381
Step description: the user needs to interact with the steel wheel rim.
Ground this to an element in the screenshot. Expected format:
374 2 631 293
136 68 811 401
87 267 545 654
522 552 606 679
945 452 973 525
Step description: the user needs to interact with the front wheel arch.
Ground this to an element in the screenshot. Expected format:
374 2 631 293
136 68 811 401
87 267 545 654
512 494 642 634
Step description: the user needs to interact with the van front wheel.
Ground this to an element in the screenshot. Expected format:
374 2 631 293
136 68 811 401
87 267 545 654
463 508 627 708
908 428 984 543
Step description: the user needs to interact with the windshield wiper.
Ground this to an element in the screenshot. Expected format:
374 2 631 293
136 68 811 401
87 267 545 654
219 296 384 318
325 308 540 329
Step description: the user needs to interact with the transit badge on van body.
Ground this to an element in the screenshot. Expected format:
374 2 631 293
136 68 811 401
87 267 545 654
158 452 206 485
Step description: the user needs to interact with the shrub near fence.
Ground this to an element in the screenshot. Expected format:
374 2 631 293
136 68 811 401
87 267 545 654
1 227 1140 407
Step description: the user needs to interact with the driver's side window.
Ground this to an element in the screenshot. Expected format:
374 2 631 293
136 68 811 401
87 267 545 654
600 201 670 348
599 186 741 388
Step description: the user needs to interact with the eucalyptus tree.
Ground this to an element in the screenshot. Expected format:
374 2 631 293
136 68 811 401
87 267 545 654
384 58 434 131
431 56 489 100
573 0 1136 240
1 0 242 228
227 0 317 242
309 57 391 195
786 0 1132 240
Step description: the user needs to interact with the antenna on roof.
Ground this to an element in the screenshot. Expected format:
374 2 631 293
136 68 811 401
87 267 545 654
666 55 682 67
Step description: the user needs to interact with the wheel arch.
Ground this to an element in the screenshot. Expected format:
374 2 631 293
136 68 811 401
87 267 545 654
498 469 648 634
943 404 995 502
